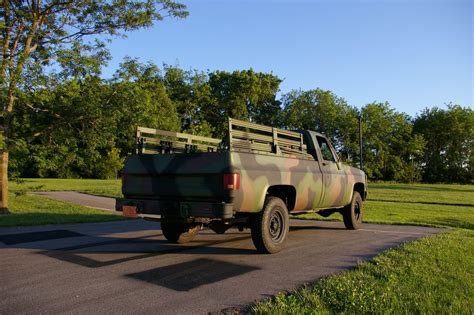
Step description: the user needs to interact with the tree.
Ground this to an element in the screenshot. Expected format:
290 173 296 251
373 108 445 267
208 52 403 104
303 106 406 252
282 88 359 162
0 0 188 212
361 102 425 182
206 70 282 137
11 76 124 179
414 105 473 183
111 58 180 156
162 65 215 136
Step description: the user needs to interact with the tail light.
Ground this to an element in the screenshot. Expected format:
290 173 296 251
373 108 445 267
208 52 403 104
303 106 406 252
224 173 240 190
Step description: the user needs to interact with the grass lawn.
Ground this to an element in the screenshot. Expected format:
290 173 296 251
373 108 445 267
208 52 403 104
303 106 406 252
369 182 474 206
0 193 123 227
10 178 122 198
298 201 474 230
2 178 123 227
295 182 474 230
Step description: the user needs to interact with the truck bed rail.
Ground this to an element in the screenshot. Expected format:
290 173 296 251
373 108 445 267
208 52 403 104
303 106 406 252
136 119 313 159
136 127 221 154
228 118 313 159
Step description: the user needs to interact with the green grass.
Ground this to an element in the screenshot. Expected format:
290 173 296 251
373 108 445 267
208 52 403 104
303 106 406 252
10 178 122 198
296 182 474 230
0 193 123 227
369 182 474 206
298 201 474 230
253 229 474 314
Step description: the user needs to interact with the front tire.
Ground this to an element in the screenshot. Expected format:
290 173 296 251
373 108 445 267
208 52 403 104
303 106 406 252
250 197 289 254
161 220 199 244
343 191 363 230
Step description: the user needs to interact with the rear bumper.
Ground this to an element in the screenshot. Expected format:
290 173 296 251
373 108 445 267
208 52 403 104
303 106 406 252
115 198 234 219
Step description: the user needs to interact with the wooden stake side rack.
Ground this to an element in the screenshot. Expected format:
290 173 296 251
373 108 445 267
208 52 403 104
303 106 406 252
136 127 221 154
228 118 313 160
136 119 313 160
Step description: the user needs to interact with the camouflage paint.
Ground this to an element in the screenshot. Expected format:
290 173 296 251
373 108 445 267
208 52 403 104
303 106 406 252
121 130 366 216
230 150 365 213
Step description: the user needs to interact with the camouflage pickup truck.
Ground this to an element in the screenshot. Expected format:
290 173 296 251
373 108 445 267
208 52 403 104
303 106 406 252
116 118 367 254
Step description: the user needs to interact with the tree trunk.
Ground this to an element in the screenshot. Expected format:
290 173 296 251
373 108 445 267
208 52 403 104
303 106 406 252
0 151 9 214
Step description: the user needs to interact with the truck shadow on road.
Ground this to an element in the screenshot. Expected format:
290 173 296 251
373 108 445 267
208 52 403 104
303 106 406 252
38 233 257 268
0 222 436 294
126 258 260 291
0 223 355 272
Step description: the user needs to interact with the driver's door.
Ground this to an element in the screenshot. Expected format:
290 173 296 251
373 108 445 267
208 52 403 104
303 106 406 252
316 136 346 208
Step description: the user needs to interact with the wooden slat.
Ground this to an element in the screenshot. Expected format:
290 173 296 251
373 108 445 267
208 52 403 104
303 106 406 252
229 118 273 133
231 130 274 143
142 141 217 153
141 137 218 149
136 126 221 155
276 137 303 147
137 126 221 144
277 129 303 138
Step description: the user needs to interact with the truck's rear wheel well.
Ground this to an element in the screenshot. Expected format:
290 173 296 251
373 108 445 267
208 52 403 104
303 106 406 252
353 183 366 200
266 185 296 211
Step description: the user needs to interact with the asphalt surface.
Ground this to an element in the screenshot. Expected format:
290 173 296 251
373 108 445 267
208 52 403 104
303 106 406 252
0 210 444 314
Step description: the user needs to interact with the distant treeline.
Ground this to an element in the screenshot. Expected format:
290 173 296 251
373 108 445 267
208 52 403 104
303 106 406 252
10 58 473 183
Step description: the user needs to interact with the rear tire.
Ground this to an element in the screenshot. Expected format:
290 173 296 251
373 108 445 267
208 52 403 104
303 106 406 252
161 220 199 244
250 197 289 254
343 191 363 230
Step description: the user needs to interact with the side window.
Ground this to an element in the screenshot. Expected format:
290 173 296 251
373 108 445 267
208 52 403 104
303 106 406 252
317 136 336 162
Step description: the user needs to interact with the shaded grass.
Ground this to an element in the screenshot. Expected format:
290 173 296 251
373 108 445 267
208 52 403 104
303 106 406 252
0 193 123 227
10 178 122 198
253 229 474 314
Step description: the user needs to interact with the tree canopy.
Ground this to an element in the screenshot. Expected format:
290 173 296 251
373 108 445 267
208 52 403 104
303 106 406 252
414 105 473 183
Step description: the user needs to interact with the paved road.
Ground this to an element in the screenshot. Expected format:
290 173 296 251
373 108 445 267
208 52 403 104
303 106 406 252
0 217 443 314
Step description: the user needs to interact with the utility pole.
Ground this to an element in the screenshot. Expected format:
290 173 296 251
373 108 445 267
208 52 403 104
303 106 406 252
359 115 363 171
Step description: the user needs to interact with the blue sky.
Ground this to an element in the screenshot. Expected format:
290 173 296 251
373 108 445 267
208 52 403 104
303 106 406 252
102 0 473 116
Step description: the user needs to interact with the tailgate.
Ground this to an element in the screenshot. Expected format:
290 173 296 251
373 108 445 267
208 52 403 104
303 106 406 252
122 152 232 201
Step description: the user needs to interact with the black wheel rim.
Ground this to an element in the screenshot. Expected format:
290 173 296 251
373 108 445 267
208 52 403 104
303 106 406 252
269 209 284 242
354 201 361 221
